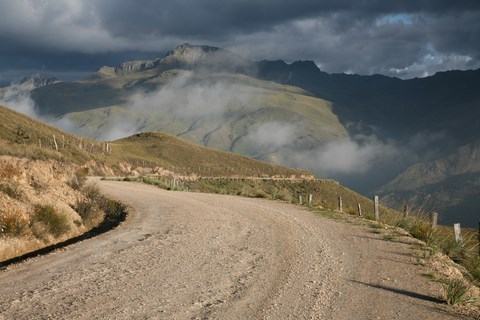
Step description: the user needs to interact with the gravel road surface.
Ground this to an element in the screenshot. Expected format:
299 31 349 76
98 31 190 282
0 180 464 319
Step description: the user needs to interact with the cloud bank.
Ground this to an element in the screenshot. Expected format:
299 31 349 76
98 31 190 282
0 1 479 80
0 77 76 133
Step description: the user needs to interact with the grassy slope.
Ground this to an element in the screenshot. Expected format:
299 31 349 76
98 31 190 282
109 132 312 178
0 105 310 178
0 105 98 164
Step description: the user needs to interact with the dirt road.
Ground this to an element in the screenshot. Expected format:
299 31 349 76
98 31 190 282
0 180 464 319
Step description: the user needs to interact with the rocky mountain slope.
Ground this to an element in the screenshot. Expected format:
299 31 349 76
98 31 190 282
378 140 480 226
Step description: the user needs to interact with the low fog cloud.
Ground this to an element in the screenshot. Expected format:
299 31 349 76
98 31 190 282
247 121 401 175
246 120 446 192
99 71 255 140
131 72 252 116
294 135 400 175
0 81 38 117
0 78 76 133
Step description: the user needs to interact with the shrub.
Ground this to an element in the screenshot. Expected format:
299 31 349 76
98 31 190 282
396 215 438 246
0 182 24 200
32 205 70 238
101 199 127 220
0 209 28 238
82 184 102 202
75 200 103 228
254 189 269 198
469 258 480 282
444 279 469 305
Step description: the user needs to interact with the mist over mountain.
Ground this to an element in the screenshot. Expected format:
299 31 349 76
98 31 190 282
1 43 479 226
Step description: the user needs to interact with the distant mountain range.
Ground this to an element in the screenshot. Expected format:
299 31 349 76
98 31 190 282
1 43 479 226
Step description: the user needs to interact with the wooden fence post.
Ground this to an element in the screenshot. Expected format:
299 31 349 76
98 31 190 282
374 195 379 221
430 212 438 230
454 223 462 242
308 194 313 206
298 195 303 205
403 204 409 218
52 135 58 151
338 197 343 212
357 203 362 217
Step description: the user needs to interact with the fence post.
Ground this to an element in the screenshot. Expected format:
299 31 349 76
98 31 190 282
403 204 409 218
430 212 438 230
308 194 313 207
357 203 362 217
338 197 343 212
454 223 462 242
53 135 58 151
374 195 379 221
299 195 303 205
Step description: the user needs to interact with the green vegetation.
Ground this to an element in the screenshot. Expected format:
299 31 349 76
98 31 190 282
385 211 480 284
0 105 103 165
444 279 470 305
75 184 127 229
0 209 28 238
0 105 312 179
112 132 312 178
0 182 24 200
31 205 70 238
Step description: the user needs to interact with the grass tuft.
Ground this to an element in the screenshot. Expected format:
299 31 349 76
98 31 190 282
0 208 28 238
32 205 70 238
444 279 470 305
0 182 24 200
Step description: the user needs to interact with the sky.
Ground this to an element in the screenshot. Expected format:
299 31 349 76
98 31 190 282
0 0 479 84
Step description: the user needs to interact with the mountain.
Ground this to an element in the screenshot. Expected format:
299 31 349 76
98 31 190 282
377 140 480 226
2 43 479 226
258 61 480 147
27 44 348 165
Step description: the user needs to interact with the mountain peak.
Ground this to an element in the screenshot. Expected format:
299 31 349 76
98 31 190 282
19 74 58 88
165 43 221 58
163 43 225 65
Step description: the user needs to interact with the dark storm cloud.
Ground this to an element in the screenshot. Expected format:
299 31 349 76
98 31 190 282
0 0 479 80
94 0 480 38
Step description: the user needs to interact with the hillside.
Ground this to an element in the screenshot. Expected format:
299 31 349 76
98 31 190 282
378 140 480 226
0 105 311 179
